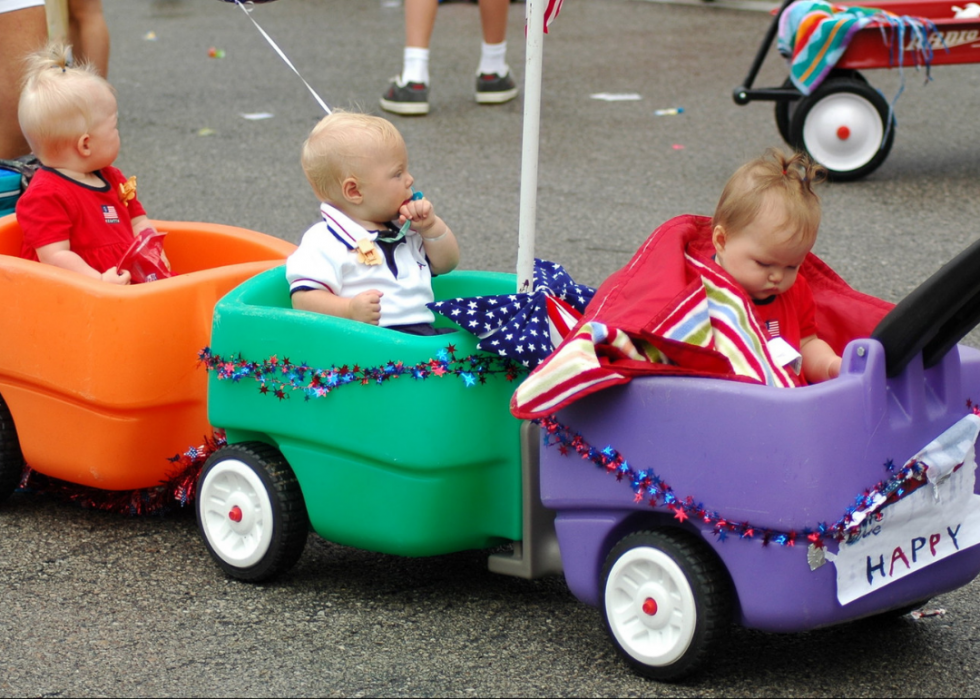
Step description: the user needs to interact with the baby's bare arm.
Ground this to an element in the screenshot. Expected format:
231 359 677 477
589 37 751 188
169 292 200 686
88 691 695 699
129 215 171 270
36 240 130 284
292 288 383 325
398 199 459 275
131 215 152 235
420 219 459 274
800 335 842 383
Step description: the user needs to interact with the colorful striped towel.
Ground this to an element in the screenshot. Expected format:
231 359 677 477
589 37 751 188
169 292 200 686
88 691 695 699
510 215 893 420
777 0 935 95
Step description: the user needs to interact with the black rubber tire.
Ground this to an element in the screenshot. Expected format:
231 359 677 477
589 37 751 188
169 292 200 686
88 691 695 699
0 392 25 504
774 77 799 145
196 442 309 582
789 76 895 181
601 529 731 682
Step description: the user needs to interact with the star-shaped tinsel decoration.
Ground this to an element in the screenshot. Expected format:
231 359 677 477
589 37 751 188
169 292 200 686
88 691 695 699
429 259 595 369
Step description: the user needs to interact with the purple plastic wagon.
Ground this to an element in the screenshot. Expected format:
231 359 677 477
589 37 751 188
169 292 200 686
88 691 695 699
537 237 980 680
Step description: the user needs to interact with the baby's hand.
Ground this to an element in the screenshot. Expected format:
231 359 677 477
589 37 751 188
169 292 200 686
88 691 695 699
399 198 435 234
349 289 383 324
828 356 842 379
136 225 171 271
101 266 131 285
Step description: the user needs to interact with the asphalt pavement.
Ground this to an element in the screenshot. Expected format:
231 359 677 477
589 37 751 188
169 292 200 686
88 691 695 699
3 0 980 696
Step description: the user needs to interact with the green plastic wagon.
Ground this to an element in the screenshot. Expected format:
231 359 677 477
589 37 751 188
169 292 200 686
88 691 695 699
197 267 533 581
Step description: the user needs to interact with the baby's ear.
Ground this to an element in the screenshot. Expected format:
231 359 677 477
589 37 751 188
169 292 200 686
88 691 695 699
711 224 727 252
341 177 362 204
76 132 92 157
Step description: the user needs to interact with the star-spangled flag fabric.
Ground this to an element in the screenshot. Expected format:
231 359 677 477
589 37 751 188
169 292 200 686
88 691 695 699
429 259 595 369
544 0 565 33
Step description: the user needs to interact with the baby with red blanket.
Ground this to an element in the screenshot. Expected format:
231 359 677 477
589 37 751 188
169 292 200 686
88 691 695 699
711 149 840 384
511 149 893 419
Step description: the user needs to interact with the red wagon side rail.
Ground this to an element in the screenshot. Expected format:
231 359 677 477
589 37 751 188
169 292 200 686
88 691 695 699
837 0 980 69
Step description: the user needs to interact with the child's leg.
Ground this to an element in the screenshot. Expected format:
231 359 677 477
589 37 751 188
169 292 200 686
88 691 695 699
401 0 437 84
387 323 455 336
475 0 517 103
0 5 46 160
382 0 437 114
478 0 509 45
68 0 109 78
405 0 438 49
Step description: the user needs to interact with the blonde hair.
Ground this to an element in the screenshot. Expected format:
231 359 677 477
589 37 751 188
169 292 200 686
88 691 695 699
301 111 403 202
18 42 115 159
712 149 827 247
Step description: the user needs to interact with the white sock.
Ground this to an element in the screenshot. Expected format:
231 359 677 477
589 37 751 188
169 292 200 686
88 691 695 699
402 47 430 85
478 41 508 77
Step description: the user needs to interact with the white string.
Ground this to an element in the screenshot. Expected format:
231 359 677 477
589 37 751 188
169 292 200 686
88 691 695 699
233 0 331 114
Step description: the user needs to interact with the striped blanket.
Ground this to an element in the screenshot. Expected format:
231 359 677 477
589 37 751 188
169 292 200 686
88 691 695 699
778 0 935 95
511 215 893 420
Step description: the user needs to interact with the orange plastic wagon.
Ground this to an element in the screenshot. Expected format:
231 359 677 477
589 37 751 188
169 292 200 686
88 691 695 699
0 214 295 497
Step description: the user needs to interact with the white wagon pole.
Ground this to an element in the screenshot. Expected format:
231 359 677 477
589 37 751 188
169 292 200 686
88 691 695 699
44 0 69 42
516 0 546 294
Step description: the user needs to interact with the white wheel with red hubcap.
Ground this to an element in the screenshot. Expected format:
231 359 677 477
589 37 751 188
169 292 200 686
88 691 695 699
605 546 697 667
199 456 275 569
601 529 730 681
196 442 308 582
789 77 895 181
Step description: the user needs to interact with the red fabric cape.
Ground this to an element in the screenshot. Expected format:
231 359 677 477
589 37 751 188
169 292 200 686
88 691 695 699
587 214 893 360
511 215 894 420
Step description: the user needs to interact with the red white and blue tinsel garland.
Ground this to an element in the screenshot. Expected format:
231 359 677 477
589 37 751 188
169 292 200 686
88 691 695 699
536 414 946 550
17 431 226 516
198 344 527 400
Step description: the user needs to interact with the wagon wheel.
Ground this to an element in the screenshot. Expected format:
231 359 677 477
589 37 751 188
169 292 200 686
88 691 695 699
0 392 24 504
774 78 798 145
196 442 309 582
789 77 895 181
601 529 731 682
775 71 867 145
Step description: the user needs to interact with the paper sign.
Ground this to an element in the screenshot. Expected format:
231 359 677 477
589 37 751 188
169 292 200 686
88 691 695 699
830 418 980 605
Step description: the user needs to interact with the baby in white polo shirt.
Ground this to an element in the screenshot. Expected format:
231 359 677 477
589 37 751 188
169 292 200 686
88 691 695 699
286 111 459 335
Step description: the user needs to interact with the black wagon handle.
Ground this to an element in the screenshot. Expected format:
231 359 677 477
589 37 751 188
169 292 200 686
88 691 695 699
872 237 980 378
733 0 798 105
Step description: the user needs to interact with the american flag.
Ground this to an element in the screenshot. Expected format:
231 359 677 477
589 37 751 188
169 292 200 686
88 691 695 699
429 259 594 369
544 0 565 33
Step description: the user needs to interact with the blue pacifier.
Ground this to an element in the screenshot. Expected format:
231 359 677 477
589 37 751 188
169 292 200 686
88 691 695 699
398 189 424 237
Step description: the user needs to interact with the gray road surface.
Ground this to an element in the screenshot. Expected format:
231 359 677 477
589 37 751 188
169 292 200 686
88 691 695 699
3 0 980 696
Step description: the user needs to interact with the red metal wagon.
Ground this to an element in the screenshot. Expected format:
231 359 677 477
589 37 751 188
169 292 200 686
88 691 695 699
734 0 980 179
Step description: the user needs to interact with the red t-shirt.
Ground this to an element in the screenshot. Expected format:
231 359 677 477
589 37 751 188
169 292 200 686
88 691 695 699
17 165 147 274
752 273 818 357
